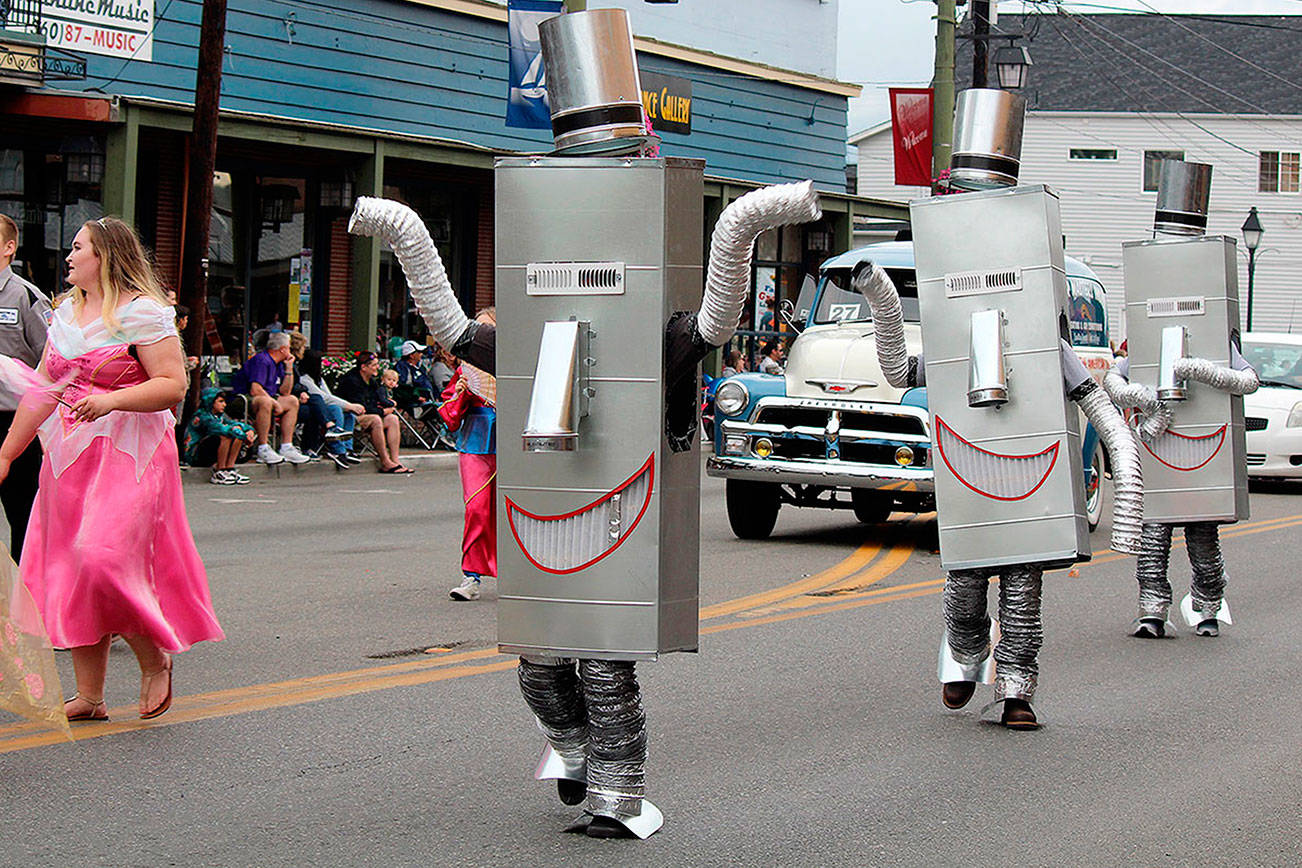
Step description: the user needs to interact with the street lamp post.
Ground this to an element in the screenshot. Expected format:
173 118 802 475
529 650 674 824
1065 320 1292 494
1242 206 1264 331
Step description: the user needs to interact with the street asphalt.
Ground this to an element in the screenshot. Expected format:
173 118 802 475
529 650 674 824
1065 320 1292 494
1 457 1299 867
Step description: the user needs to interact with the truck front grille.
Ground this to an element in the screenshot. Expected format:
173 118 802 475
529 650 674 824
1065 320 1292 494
754 406 926 437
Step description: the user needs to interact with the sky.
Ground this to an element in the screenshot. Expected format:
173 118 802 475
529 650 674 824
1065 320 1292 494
837 0 1302 151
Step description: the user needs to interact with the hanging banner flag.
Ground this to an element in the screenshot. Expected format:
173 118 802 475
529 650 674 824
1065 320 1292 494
888 87 934 188
506 0 564 129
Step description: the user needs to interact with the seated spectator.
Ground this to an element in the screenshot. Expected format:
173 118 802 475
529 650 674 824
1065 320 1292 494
378 367 399 412
336 350 412 474
721 348 745 377
758 340 785 376
394 340 437 419
229 332 311 465
289 331 362 471
183 387 255 485
428 344 455 394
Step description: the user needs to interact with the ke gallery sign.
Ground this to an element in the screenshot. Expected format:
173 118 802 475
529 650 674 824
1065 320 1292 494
888 87 934 188
640 70 691 135
40 0 154 62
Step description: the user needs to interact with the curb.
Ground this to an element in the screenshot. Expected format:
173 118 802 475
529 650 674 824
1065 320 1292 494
181 448 461 485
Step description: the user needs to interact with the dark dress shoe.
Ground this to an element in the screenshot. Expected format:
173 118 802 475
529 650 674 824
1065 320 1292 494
1000 698 1039 730
1133 617 1166 639
585 815 634 839
942 681 976 709
557 778 587 806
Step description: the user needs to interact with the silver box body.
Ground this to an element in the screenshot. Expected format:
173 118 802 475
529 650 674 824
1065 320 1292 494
495 156 704 660
1121 235 1248 523
910 185 1089 571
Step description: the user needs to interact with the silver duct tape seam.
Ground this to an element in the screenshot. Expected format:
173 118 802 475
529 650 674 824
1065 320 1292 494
1135 521 1174 619
1173 357 1260 396
991 564 1043 702
1076 385 1144 555
696 181 822 347
579 659 647 819
852 262 912 389
518 657 590 760
347 197 471 351
1103 367 1172 439
1184 522 1228 618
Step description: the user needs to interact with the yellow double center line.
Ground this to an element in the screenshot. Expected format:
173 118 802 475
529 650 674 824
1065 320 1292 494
3 511 1294 753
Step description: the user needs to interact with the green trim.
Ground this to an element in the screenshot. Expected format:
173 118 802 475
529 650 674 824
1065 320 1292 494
103 106 139 223
351 140 385 350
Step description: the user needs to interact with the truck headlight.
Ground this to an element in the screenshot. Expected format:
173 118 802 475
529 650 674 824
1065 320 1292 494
895 446 914 466
1288 403 1302 427
754 438 774 458
715 381 749 417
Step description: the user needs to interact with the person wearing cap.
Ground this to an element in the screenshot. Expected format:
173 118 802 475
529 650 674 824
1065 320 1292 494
393 339 437 420
0 214 52 556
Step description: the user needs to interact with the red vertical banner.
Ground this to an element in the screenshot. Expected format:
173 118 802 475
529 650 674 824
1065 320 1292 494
889 88 935 187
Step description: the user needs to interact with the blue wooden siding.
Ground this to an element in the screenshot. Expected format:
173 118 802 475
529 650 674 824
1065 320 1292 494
74 0 847 191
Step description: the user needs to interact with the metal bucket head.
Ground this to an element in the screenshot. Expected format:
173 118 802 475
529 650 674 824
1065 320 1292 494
948 88 1026 191
1153 160 1212 238
539 9 655 156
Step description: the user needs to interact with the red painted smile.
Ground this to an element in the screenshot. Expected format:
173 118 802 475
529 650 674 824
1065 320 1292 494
935 416 1060 501
1142 424 1226 472
506 455 655 574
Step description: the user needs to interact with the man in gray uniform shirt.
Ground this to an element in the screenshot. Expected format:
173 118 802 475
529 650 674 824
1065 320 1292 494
0 214 52 557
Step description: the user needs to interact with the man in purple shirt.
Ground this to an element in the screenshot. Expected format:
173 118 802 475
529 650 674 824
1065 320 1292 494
231 332 310 464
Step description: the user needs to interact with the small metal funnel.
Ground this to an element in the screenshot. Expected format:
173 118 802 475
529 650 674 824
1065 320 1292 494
1154 160 1212 238
968 308 1009 407
1157 325 1188 401
523 320 590 451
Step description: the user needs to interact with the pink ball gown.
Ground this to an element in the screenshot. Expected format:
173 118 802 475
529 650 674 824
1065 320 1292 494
21 297 223 652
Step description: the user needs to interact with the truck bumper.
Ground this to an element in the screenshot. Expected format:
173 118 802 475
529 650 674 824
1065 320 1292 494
706 455 935 492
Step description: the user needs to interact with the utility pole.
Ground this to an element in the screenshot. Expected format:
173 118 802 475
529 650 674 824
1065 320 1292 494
179 0 228 426
932 0 957 192
972 0 990 88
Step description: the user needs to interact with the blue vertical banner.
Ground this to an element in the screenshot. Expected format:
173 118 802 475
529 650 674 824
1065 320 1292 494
506 0 564 129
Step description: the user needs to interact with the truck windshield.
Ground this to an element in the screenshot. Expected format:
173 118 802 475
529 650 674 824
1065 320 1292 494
813 267 920 325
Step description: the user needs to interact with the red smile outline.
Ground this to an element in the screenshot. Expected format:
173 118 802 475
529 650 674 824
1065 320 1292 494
935 415 1060 502
1141 424 1226 472
506 454 655 575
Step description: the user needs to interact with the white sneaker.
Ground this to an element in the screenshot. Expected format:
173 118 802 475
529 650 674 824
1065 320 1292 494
256 444 285 465
209 469 236 485
449 575 482 601
278 443 311 465
229 469 251 485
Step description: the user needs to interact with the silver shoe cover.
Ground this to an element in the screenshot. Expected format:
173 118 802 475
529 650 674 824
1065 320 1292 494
1180 593 1232 628
937 627 994 684
518 656 589 778
1135 522 1174 620
1185 522 1229 620
1173 357 1260 396
992 564 1043 702
578 659 649 823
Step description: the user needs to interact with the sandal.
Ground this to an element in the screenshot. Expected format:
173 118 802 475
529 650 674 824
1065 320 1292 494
140 655 173 720
65 693 109 722
378 464 415 474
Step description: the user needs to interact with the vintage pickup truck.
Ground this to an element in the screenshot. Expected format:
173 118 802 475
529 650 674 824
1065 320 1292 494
706 241 1114 539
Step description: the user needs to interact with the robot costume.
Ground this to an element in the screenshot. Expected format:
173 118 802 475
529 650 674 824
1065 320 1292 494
351 8 821 837
855 89 1143 728
1107 159 1258 639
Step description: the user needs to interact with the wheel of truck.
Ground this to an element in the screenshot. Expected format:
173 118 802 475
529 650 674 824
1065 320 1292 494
851 488 892 524
725 479 781 539
1085 441 1105 531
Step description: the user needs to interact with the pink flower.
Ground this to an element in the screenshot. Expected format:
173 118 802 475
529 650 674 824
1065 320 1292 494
24 673 43 700
3 623 15 646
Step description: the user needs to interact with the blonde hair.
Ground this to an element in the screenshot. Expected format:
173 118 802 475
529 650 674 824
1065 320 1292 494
287 330 308 358
69 217 171 333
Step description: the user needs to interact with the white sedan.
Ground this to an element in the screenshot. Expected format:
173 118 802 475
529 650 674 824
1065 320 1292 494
1241 332 1302 479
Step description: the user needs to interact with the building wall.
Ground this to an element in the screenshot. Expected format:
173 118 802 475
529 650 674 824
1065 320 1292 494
69 0 849 190
856 112 1302 334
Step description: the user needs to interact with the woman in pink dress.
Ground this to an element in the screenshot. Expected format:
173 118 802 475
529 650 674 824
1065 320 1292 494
0 216 223 722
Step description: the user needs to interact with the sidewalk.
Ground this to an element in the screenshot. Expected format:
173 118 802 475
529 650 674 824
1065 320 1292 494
180 448 460 485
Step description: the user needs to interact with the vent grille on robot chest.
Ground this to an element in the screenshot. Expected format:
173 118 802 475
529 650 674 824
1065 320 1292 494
943 269 1023 297
526 262 626 296
1146 296 1206 317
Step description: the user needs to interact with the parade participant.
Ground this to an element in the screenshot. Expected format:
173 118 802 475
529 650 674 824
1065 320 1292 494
1105 159 1258 639
0 217 223 721
440 310 497 603
855 89 1143 729
0 214 52 557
